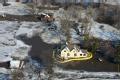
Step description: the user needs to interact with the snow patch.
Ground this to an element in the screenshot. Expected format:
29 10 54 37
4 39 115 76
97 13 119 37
0 21 30 62
90 21 120 41
0 2 32 15
53 66 120 80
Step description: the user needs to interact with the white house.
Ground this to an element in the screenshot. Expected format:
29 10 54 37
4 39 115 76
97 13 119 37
61 47 88 60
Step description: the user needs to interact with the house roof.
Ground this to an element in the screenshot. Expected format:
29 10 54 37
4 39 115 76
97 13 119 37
80 49 88 53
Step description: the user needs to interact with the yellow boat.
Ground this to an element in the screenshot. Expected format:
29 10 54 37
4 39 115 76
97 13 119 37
53 46 93 64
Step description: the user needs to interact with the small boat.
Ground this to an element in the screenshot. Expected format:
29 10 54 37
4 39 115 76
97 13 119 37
53 45 93 64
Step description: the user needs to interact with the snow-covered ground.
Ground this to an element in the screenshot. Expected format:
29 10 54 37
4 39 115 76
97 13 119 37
105 0 120 5
16 21 65 44
51 66 120 80
54 8 120 42
70 21 120 44
0 4 119 79
0 2 32 15
0 20 120 63
0 21 65 63
90 21 120 41
0 21 31 62
0 2 120 79
0 20 120 79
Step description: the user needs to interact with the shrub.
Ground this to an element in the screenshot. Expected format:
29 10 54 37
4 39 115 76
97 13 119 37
11 69 24 80
114 46 120 63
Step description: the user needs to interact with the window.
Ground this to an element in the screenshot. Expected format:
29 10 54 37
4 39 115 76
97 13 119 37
74 53 77 56
83 54 86 56
67 53 70 56
80 54 82 56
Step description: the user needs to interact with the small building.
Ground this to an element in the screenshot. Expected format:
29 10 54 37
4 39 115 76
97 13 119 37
61 47 88 59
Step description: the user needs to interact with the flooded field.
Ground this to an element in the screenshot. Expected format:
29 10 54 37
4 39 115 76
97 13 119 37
0 15 119 72
22 36 119 72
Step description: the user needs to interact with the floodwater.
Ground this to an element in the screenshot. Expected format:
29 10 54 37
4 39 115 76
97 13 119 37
0 15 119 72
22 36 119 72
21 36 55 68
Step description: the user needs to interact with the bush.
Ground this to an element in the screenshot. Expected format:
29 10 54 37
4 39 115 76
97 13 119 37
82 37 100 53
114 46 120 63
11 69 24 80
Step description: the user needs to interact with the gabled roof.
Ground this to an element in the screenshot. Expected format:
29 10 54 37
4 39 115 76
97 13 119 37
80 49 88 54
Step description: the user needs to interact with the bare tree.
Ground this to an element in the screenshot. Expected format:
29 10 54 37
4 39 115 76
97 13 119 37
59 7 76 48
11 69 24 80
81 16 90 35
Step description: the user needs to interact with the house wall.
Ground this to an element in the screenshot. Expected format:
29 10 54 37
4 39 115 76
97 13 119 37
61 48 70 59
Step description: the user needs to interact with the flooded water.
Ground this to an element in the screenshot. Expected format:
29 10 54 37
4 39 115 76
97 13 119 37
21 36 54 68
21 36 119 72
0 14 119 72
60 58 119 72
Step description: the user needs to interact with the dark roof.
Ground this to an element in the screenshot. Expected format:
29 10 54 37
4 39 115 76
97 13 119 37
81 49 88 53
